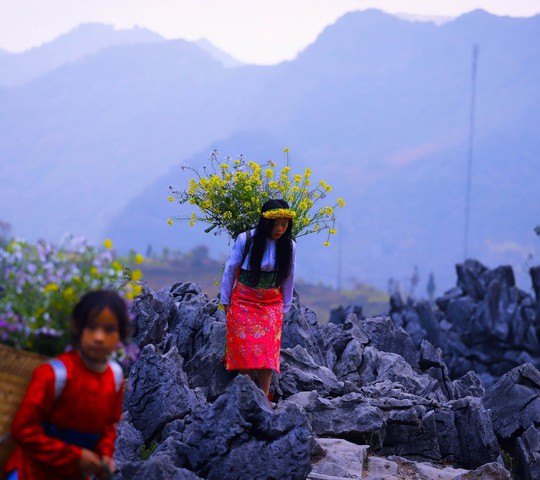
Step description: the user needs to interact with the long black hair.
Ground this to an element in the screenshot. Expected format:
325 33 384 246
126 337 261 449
247 199 294 287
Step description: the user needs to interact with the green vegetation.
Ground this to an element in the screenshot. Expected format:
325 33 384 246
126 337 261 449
139 442 158 461
501 449 516 477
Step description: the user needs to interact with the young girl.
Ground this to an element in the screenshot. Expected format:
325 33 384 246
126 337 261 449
4 290 130 480
220 199 296 401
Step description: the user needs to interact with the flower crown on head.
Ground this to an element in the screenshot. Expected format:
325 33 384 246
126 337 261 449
262 208 296 220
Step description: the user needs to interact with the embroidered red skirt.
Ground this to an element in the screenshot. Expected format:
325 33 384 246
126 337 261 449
226 282 283 372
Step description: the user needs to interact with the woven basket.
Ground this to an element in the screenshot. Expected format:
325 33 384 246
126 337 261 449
0 344 48 477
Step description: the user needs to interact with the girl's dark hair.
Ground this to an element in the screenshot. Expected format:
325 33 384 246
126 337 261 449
247 199 293 287
72 290 130 342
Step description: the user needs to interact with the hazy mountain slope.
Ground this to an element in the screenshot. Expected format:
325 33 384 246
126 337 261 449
1 10 539 293
0 40 237 240
195 38 244 68
0 23 164 86
106 10 540 291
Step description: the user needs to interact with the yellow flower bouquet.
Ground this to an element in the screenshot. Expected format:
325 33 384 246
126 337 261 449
168 149 345 244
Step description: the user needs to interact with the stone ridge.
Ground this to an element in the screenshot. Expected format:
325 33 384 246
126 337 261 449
115 259 540 479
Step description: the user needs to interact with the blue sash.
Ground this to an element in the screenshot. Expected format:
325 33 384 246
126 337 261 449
42 421 100 449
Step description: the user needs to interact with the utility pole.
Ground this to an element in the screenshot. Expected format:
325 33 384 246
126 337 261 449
464 45 479 260
336 224 343 291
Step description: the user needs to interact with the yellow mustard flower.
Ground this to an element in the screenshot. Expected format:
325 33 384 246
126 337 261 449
131 269 143 282
112 260 123 271
43 282 59 293
265 169 274 179
323 241 330 247
134 253 144 264
329 229 337 235
337 198 345 208
63 286 75 300
167 218 174 225
103 239 113 249
168 196 174 202
283 147 290 153
132 284 143 297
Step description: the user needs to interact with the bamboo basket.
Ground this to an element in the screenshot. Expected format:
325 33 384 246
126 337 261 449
0 344 48 477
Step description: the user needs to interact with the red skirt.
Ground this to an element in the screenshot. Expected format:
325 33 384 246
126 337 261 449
226 282 283 372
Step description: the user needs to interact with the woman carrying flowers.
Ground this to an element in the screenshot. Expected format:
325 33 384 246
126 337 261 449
220 199 296 403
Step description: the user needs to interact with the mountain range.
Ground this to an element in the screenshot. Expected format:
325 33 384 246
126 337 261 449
0 10 539 295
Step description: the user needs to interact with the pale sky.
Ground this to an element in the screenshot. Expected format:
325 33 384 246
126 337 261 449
2 0 540 64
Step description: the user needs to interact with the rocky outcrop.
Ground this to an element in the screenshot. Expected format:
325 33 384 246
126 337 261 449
388 259 540 387
114 269 536 478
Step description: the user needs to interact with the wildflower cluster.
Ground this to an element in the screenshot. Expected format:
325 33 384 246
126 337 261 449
0 235 143 359
168 149 345 244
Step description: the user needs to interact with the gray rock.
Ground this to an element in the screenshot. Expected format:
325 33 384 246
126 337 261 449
183 319 236 400
451 371 485 399
380 407 441 461
282 305 326 366
118 454 203 480
332 338 364 385
279 345 343 398
130 286 172 349
456 259 490 300
328 304 364 325
516 425 540 480
361 316 419 368
309 438 368 479
483 363 540 440
445 295 477 331
450 396 501 469
287 392 385 447
453 461 511 479
436 287 463 312
180 375 313 480
358 347 445 401
531 266 540 319
123 345 201 442
114 412 144 464
119 275 536 478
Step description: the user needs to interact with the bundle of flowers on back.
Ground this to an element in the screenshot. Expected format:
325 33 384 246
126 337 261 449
168 149 345 244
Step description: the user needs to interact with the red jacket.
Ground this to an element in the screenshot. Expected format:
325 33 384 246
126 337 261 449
5 350 124 479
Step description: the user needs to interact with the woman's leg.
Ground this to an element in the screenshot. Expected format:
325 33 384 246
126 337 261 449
257 369 273 396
